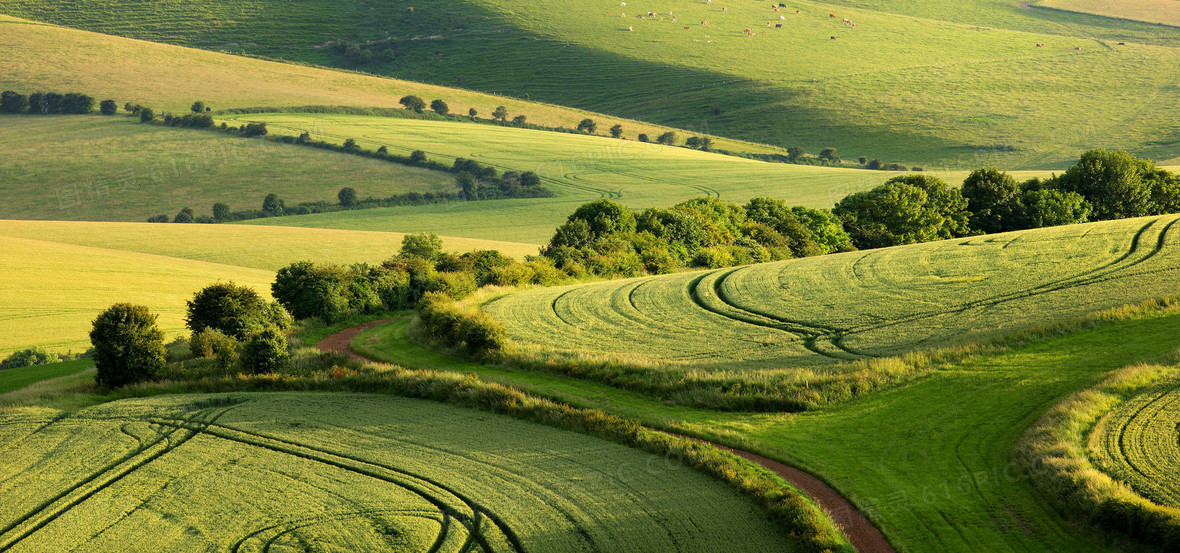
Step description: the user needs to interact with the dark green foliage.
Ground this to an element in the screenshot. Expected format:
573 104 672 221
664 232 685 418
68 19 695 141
786 146 805 161
657 131 676 145
99 99 117 115
430 99 449 114
1055 149 1180 220
20 92 94 114
492 105 508 121
399 232 444 261
962 168 1023 233
834 175 969 249
399 95 426 113
189 328 238 371
0 91 27 113
819 147 840 163
1 347 56 370
410 150 428 163
376 145 388 155
90 303 166 388
342 138 358 150
212 202 231 222
457 172 477 200
577 118 597 133
146 214 169 223
468 107 478 117
637 133 650 143
416 293 509 355
338 187 358 207
191 101 206 113
241 122 267 137
185 282 281 340
1018 184 1091 228
240 327 289 374
173 207 195 223
512 114 527 126
139 107 155 122
262 193 284 216
610 124 624 138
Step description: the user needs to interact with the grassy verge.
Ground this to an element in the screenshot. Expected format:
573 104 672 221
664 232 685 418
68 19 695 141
0 359 93 395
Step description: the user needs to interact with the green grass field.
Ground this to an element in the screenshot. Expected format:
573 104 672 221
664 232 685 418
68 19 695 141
0 115 456 221
486 214 1180 373
1036 0 1180 28
0 221 539 357
0 359 92 395
3 1 1176 167
0 14 771 156
0 392 790 552
1090 383 1180 508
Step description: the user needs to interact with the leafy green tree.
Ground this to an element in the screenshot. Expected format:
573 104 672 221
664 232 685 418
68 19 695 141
61 93 94 114
262 193 284 216
0 91 27 113
410 150 428 163
242 122 267 137
610 124 624 138
512 114 527 125
139 107 155 122
1056 149 1156 220
173 207 195 223
962 168 1023 233
146 214 169 223
492 105 509 121
430 99 449 115
657 131 676 145
468 107 478 118
834 175 969 249
1148 169 1180 214
400 233 445 261
185 282 276 340
240 327 289 374
99 99 118 115
787 147 805 161
790 205 854 253
191 101 206 113
90 303 166 388
577 118 597 133
399 95 426 113
338 187 358 207
1 347 55 370
456 171 478 200
212 202 231 222
1018 180 1091 228
343 138 359 151
637 133 650 143
819 147 840 163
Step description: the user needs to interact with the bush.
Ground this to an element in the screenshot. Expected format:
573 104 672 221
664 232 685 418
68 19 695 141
819 147 840 163
610 124 624 138
338 187 358 207
410 150 428 163
185 282 276 340
577 118 597 133
468 107 478 117
512 114 527 126
657 131 676 145
637 133 650 143
1056 149 1161 220
262 193 284 216
189 328 238 371
147 214 169 223
139 107 155 122
242 122 267 137
962 168 1023 233
173 207 195 223
492 105 508 121
191 101 206 113
342 138 358 150
1 347 56 370
212 202 231 222
430 99 449 115
399 95 426 113
0 91 28 113
240 327 289 374
99 99 118 116
834 174 969 249
400 232 444 261
90 303 166 388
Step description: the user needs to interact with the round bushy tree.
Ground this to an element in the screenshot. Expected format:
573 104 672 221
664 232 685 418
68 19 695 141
185 282 270 340
962 168 1022 233
492 105 508 121
240 327 289 374
139 107 155 122
212 202 231 222
173 207 195 223
262 193 284 216
610 124 624 138
99 99 118 116
430 99 449 115
90 304 166 388
338 187 358 207
399 95 426 113
1056 149 1157 220
577 118 597 133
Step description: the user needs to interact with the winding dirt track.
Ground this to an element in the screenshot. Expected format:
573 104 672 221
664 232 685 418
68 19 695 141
316 321 894 553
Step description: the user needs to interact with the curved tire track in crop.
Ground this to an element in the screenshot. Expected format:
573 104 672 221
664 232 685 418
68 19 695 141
318 323 896 553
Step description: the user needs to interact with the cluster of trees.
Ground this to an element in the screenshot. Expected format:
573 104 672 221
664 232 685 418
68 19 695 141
272 234 566 323
162 112 215 128
542 198 853 277
834 150 1178 249
1 90 101 115
0 347 57 370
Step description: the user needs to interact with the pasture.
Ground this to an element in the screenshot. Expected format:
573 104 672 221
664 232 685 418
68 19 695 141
0 116 455 222
486 215 1180 372
0 393 790 552
0 359 92 396
3 1 1177 166
1090 383 1180 508
1035 0 1180 28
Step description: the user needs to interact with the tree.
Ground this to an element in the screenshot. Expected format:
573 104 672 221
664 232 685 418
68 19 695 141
1019 186 1091 229
99 99 118 115
399 95 426 113
173 207 195 223
240 327 289 374
787 147 806 161
212 202 231 222
819 147 840 163
1056 149 1157 220
468 107 478 118
191 101 206 113
147 214 169 223
0 91 27 113
833 175 969 249
547 199 637 252
858 157 868 165
1 347 55 370
376 145 388 155
243 122 267 137
90 303 166 388
637 133 650 143
456 172 478 201
962 168 1022 233
186 282 275 340
400 233 444 261
686 137 713 151
410 150 428 163
657 131 676 145
577 118 597 133
343 138 359 150
492 105 509 121
61 93 94 114
512 114 527 125
338 187 358 207
139 107 155 122
262 193 284 217
610 124 624 139
430 99 449 115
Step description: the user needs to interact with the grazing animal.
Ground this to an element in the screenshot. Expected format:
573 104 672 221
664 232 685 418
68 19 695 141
775 23 782 28
831 35 837 39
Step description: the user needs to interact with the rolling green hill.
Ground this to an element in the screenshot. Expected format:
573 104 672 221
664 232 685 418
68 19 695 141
0 393 790 552
3 1 1177 167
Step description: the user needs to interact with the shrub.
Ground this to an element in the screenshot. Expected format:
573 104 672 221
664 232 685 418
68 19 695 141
0 91 27 113
212 202 230 222
173 207 195 223
399 95 426 113
1056 149 1161 220
240 327 289 374
262 193 284 216
139 107 155 122
456 311 509 354
185 282 275 340
410 150 428 163
787 146 805 161
430 99 449 115
400 232 444 261
512 114 527 126
90 303 166 388
657 131 676 145
834 175 969 249
468 107 478 117
819 147 840 163
242 122 267 137
610 124 624 138
146 214 169 223
189 328 238 371
577 118 597 133
637 133 650 143
962 168 1023 233
99 99 117 115
1 347 56 370
343 138 358 150
338 187 358 207
191 101 206 113
492 105 508 121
